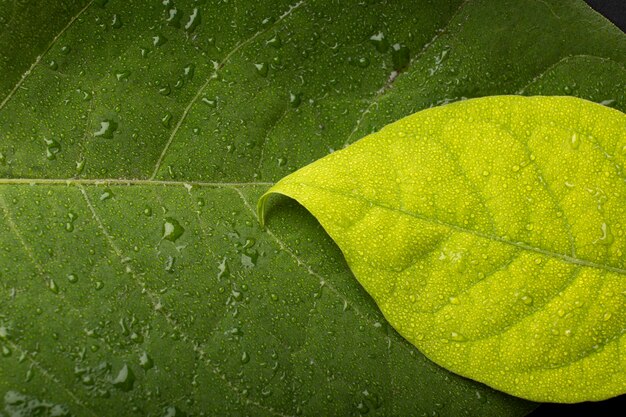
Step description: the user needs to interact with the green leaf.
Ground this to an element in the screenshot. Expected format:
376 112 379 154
0 0 624 414
260 95 626 403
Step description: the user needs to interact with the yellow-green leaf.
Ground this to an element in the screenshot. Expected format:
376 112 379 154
259 95 626 403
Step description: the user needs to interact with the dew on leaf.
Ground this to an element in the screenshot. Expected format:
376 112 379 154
166 7 182 27
94 120 118 139
162 217 185 242
67 273 78 283
112 364 135 392
100 188 114 201
111 14 122 28
369 31 389 53
266 35 282 48
184 8 201 32
254 62 269 77
391 43 410 72
43 138 61 160
153 34 168 47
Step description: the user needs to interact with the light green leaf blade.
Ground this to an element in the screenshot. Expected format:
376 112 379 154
260 95 626 403
0 0 625 414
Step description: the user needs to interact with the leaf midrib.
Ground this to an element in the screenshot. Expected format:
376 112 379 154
293 182 626 275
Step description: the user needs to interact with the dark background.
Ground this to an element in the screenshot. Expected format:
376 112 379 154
527 2 624 416
585 0 626 31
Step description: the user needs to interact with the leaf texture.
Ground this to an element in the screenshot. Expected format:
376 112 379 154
260 96 626 403
0 0 625 415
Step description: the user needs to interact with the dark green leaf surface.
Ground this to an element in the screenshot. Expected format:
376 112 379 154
0 0 624 415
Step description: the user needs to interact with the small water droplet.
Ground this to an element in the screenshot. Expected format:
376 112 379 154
449 331 466 342
112 364 135 392
241 351 250 364
289 91 301 108
254 62 269 77
391 43 410 72
1 345 11 357
266 34 282 48
143 206 152 216
94 119 118 139
270 293 278 301
44 138 61 160
67 273 78 283
111 14 122 28
161 112 173 128
162 217 185 242
570 133 580 149
166 7 182 27
95 281 104 290
48 278 59 294
139 352 154 370
521 295 533 305
158 84 171 96
184 8 201 32
115 70 131 81
60 45 71 54
153 34 168 47
100 188 114 201
369 32 389 53
48 60 58 70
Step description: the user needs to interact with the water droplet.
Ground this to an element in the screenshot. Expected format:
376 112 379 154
112 364 135 392
44 138 61 160
95 281 104 290
67 273 78 283
270 293 278 301
60 45 71 54
165 255 175 272
266 34 282 48
162 217 185 242
183 63 195 80
115 70 131 81
143 206 152 216
254 62 269 77
94 119 118 139
521 295 533 305
391 43 410 72
570 133 580 149
111 14 122 28
161 112 173 128
100 188 114 201
184 8 201 32
48 278 59 294
289 92 301 108
166 7 182 27
48 60 58 70
369 32 389 53
153 34 168 47
1 345 11 357
75 159 86 174
241 351 250 364
202 97 216 107
603 312 612 321
598 223 614 245
449 331 466 342
217 257 229 280
356 56 370 68
159 84 171 96
139 352 154 370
